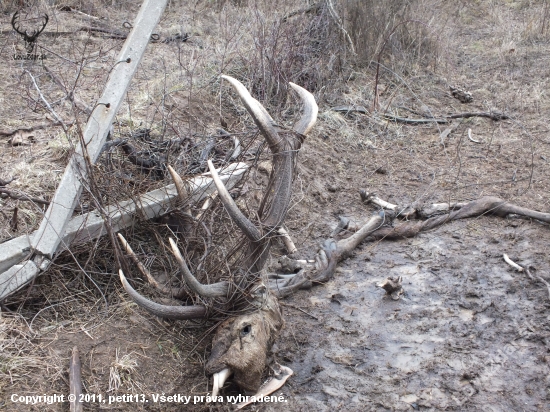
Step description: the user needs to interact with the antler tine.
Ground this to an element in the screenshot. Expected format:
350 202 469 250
118 233 162 289
289 82 318 136
37 14 49 35
220 75 281 151
118 233 188 298
119 270 206 320
207 159 262 242
168 238 229 298
11 11 24 35
167 165 192 215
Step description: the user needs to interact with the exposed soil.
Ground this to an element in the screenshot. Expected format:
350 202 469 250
1 1 550 412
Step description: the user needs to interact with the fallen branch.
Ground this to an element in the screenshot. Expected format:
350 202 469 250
78 26 127 39
0 122 74 137
0 188 50 206
447 112 508 121
382 114 449 124
331 105 368 115
382 111 509 125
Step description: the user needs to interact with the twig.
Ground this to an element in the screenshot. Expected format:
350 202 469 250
280 302 319 320
382 114 449 124
69 346 83 412
25 70 68 133
331 105 368 115
526 268 550 300
439 121 460 146
78 26 127 39
10 207 18 231
44 65 93 115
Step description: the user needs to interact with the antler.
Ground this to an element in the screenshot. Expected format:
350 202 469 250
34 14 49 38
11 11 49 39
118 75 317 319
11 11 25 36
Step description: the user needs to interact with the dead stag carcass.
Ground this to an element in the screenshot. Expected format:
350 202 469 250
117 75 318 398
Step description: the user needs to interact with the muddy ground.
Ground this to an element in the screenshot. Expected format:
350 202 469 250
1 1 550 411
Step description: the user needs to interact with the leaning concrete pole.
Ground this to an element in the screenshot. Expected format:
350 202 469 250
0 0 169 300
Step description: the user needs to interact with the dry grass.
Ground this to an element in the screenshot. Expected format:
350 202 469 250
0 314 64 393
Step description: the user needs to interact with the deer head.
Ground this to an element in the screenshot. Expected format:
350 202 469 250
118 75 317 395
11 10 49 54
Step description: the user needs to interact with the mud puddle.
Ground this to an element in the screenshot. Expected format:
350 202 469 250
276 217 550 411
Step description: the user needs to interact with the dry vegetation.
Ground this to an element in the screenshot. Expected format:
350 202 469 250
1 0 550 411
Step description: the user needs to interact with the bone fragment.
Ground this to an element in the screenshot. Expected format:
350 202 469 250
235 364 293 410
